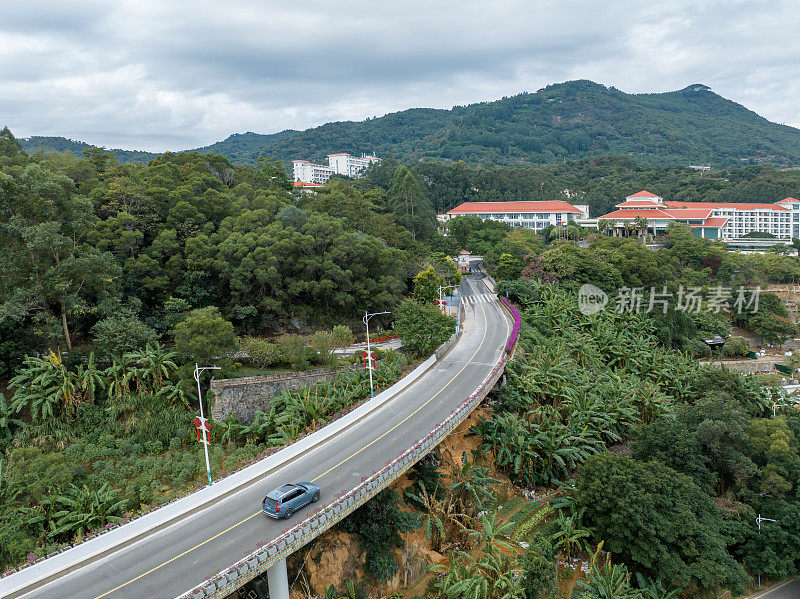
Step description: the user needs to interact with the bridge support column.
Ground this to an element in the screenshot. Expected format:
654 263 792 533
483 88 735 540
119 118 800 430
267 557 289 599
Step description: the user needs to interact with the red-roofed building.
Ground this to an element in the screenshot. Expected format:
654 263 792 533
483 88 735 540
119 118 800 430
597 191 800 240
292 181 324 193
439 201 590 230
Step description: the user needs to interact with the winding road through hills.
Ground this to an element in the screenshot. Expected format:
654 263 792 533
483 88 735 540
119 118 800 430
3 274 510 599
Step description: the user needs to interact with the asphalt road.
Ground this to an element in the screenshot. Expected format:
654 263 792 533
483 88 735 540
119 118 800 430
14 275 509 599
749 580 800 598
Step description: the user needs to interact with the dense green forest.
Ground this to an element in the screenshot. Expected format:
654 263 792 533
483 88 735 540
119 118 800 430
18 81 800 169
0 127 441 378
473 285 800 596
369 154 800 216
4 120 800 592
19 136 158 164
0 125 456 571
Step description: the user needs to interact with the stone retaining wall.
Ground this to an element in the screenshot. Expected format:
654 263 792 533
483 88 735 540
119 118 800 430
210 366 357 424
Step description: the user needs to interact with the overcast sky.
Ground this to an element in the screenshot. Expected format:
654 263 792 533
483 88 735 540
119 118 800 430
2 0 799 152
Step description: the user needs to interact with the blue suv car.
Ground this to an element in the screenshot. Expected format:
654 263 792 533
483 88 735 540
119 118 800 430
262 482 320 519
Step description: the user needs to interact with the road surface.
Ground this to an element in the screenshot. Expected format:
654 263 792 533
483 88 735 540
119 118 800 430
749 580 800 599
7 275 509 599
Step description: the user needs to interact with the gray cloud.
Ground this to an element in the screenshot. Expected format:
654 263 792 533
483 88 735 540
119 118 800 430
1 0 798 151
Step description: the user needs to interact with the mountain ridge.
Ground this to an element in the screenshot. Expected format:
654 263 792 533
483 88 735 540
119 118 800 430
15 80 800 168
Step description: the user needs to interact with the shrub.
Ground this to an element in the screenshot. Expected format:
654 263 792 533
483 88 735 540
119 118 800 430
722 335 749 358
520 535 556 599
340 489 418 582
310 331 336 366
686 338 712 358
172 307 237 364
239 337 281 369
331 324 355 349
92 315 158 357
276 334 310 370
393 299 455 357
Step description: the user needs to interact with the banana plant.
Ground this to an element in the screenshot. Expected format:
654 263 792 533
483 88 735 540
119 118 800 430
50 483 127 540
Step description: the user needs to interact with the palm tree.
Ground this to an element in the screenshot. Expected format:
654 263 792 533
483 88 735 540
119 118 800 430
218 414 242 446
633 216 649 240
9 351 78 421
448 451 498 515
105 353 136 399
575 545 639 599
468 512 517 555
551 512 592 559
127 342 179 392
634 574 682 599
431 512 522 599
236 409 276 444
75 352 105 403
50 483 127 540
405 482 455 553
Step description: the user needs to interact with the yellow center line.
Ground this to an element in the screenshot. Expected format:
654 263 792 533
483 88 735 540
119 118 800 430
93 512 262 599
310 297 489 483
95 289 496 598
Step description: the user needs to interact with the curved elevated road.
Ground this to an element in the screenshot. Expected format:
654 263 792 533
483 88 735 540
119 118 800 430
8 275 509 599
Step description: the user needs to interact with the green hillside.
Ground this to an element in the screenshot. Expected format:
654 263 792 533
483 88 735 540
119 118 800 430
20 136 158 163
17 80 800 167
190 81 800 167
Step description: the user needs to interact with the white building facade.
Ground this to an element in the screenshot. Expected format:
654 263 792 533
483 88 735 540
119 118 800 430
597 191 800 240
291 161 335 185
439 201 589 230
292 153 381 184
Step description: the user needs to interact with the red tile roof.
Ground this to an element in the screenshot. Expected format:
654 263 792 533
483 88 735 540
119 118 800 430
698 217 729 227
627 190 661 198
664 208 714 219
293 181 323 187
448 201 583 214
598 209 676 220
616 200 664 208
781 197 800 203
664 201 789 211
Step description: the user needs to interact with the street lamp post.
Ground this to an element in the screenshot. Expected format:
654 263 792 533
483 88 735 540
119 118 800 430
194 363 220 486
363 311 390 398
438 284 460 333
755 513 777 587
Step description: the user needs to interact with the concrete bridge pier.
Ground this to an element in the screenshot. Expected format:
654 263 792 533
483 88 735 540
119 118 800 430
267 557 289 599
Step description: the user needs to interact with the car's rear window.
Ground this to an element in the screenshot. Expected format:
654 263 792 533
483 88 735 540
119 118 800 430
263 497 278 510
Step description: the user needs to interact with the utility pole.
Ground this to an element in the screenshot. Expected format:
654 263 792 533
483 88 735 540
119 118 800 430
437 284 458 315
194 364 220 486
363 311 390 398
755 513 777 587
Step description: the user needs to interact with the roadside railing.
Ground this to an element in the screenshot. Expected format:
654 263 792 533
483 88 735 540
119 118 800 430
500 297 521 354
178 299 514 599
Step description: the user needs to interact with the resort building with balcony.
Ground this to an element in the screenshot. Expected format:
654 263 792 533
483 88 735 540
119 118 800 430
597 190 800 240
438 201 590 230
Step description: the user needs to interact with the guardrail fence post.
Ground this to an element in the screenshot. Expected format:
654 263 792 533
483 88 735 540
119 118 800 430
267 557 289 599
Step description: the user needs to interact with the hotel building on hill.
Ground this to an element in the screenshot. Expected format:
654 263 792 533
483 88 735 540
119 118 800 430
597 190 800 240
292 153 381 185
438 201 590 230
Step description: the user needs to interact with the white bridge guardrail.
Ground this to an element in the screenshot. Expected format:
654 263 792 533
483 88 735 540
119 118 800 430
0 301 469 599
179 299 516 599
0 340 449 598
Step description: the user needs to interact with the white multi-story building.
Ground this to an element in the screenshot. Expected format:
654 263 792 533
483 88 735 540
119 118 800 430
291 160 335 185
597 190 800 240
326 153 381 178
292 153 381 185
438 201 589 230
